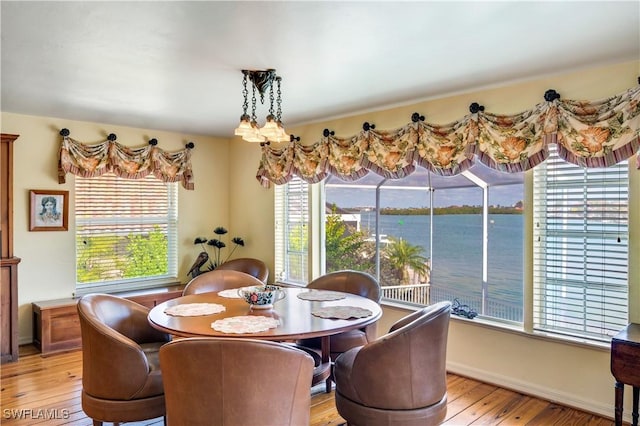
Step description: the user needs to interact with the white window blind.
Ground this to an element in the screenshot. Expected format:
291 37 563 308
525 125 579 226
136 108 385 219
274 176 309 285
75 173 178 294
533 145 628 341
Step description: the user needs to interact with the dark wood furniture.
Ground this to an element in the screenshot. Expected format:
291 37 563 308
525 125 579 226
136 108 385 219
1 133 20 364
148 288 382 389
32 285 184 355
611 323 640 426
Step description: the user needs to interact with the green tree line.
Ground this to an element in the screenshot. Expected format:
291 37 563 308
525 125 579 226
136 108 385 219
379 205 523 215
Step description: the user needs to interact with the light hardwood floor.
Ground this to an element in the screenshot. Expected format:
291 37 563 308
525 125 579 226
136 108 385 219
0 345 614 425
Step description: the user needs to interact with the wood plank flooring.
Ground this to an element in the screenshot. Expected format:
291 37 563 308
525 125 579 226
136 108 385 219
0 345 615 425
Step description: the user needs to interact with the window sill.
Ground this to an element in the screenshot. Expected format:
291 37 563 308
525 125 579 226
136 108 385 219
74 277 182 297
380 300 611 353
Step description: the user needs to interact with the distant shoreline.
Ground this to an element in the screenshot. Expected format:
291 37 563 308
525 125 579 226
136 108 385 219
342 206 524 215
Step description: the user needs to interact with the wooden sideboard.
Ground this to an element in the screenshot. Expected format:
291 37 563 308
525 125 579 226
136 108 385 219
32 285 185 355
1 133 20 364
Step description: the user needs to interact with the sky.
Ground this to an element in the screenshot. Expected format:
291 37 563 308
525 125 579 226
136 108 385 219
326 182 523 209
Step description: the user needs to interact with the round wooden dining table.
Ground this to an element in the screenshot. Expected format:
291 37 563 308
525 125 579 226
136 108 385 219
148 287 382 390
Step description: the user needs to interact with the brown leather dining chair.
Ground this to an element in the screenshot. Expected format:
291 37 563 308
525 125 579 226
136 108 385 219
182 269 265 296
159 337 315 426
333 301 452 426
77 293 171 426
215 257 269 283
298 270 381 359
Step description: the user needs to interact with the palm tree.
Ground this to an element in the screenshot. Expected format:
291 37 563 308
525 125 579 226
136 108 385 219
383 237 430 285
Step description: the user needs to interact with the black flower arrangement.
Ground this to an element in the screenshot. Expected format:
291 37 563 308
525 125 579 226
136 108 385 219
188 226 245 278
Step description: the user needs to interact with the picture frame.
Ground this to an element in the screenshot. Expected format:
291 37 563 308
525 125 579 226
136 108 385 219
29 190 69 231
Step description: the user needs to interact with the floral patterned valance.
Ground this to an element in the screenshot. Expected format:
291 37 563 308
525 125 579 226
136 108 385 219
58 130 195 190
257 85 640 187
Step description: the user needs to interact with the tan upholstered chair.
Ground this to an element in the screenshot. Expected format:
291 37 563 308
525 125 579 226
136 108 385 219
77 294 170 426
159 337 314 426
333 301 452 426
299 270 381 358
215 257 269 283
182 269 265 296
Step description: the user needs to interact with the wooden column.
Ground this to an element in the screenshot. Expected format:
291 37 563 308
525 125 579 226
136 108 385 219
1 133 20 363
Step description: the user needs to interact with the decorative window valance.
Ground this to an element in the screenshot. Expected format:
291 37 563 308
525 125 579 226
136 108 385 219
257 84 640 188
58 129 195 190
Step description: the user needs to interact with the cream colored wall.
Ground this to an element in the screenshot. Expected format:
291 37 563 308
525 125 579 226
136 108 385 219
229 60 640 420
0 112 229 343
227 139 275 280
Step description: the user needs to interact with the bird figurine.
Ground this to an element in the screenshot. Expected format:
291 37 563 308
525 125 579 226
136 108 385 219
187 251 209 279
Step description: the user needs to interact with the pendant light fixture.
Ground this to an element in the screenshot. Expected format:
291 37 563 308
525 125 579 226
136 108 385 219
234 69 290 143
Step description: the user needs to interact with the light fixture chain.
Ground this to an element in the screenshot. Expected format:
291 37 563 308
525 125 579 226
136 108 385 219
276 76 283 121
251 84 258 122
269 81 275 117
241 72 249 115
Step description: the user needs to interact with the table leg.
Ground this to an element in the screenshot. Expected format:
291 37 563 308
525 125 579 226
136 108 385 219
321 335 332 393
633 386 639 426
615 381 624 426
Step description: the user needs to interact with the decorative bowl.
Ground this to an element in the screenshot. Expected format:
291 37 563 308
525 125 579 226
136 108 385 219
238 285 286 309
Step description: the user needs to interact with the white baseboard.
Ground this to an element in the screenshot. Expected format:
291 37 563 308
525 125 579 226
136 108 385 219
446 360 627 423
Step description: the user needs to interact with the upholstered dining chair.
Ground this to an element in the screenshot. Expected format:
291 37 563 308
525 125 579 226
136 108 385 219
77 293 171 426
182 269 265 296
159 337 314 426
333 301 452 426
215 257 269 283
298 270 381 359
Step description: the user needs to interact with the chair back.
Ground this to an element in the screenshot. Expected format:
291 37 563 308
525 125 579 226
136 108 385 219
216 257 269 283
307 270 380 302
183 269 265 296
77 293 169 401
159 337 314 426
334 301 451 421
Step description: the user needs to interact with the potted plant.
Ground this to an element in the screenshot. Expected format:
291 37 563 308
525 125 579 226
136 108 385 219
188 227 245 278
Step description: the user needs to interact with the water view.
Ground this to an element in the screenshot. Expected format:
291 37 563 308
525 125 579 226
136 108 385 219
360 212 524 319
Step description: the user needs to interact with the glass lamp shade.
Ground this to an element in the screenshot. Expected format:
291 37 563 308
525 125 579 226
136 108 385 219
259 115 279 138
242 122 267 143
268 122 290 143
234 115 252 136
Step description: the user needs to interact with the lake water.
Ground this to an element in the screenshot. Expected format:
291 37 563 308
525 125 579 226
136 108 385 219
360 212 524 314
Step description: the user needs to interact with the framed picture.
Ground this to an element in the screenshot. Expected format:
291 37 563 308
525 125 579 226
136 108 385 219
29 190 69 231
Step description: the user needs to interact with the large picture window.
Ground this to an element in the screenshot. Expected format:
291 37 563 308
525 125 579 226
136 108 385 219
324 163 524 322
75 173 178 295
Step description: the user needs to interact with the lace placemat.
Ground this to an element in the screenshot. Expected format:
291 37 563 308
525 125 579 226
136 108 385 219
218 288 243 298
164 303 226 316
311 306 373 320
211 315 280 333
297 290 346 301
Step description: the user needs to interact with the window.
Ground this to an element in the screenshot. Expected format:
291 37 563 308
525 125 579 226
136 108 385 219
533 146 629 341
323 164 524 321
276 145 631 342
274 176 309 285
75 173 178 295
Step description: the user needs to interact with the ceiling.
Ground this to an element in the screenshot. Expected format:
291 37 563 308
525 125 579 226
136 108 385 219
1 1 639 139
